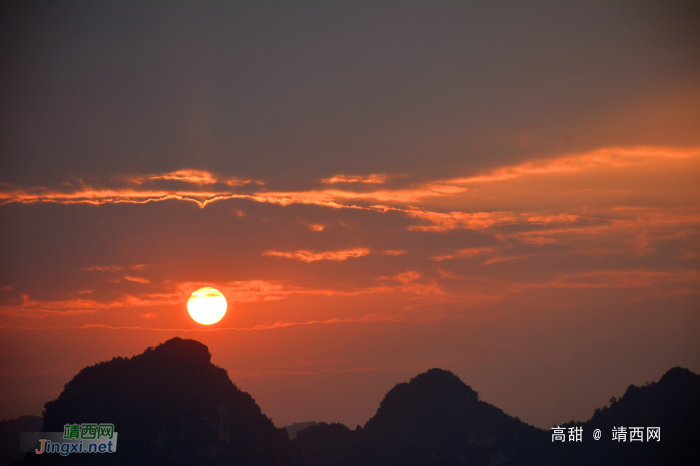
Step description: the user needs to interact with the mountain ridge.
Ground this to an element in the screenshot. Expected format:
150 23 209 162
9 338 698 466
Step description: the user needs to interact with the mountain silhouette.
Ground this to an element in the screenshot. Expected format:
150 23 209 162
548 366 700 466
0 416 42 466
294 368 547 465
18 337 287 465
294 367 699 466
283 422 318 440
10 338 698 465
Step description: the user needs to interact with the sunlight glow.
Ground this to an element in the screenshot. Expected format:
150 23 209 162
187 287 227 325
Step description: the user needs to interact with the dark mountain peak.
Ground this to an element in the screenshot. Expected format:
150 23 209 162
588 366 699 424
553 367 700 466
658 365 698 386
344 369 542 466
409 368 479 398
25 338 286 466
372 368 479 420
141 336 212 365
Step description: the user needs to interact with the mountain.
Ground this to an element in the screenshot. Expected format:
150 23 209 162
18 337 288 465
283 421 318 440
294 367 700 466
11 337 698 465
0 416 42 466
547 366 700 466
294 368 547 466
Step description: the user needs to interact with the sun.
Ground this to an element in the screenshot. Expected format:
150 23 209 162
187 287 227 325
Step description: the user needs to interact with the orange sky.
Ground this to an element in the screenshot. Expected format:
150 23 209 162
1 1 699 430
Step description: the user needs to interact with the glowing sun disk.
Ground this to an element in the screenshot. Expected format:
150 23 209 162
188 287 227 325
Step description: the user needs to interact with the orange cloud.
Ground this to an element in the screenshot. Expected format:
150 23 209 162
0 313 404 332
0 295 104 318
447 146 700 185
131 169 259 187
322 174 388 184
84 265 125 272
304 223 325 231
133 169 218 184
0 187 247 208
2 145 696 219
129 264 151 270
404 210 516 232
381 250 406 256
263 248 370 262
521 269 700 290
124 276 150 284
255 185 467 207
481 254 533 265
432 247 498 261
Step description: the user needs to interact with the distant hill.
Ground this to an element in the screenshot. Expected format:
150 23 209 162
283 421 318 440
0 416 42 466
293 367 699 466
295 368 547 466
18 337 288 465
547 366 700 466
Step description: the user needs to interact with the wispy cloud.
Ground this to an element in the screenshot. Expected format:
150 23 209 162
124 276 150 284
381 250 406 256
84 265 125 272
131 169 258 186
482 254 534 265
446 146 700 185
84 264 150 272
133 169 218 185
321 174 388 184
2 148 697 228
263 248 370 262
432 247 498 261
519 269 700 290
0 314 403 332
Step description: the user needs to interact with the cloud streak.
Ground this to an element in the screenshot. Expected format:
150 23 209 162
263 248 370 262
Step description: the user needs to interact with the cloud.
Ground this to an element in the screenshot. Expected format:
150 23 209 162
124 276 150 284
133 169 218 185
481 254 534 265
303 222 325 231
84 265 125 272
0 313 403 332
131 169 259 186
2 147 697 239
0 295 104 318
381 250 406 256
445 146 700 186
263 248 370 262
321 174 388 184
129 264 151 270
519 269 700 291
404 210 515 232
432 247 498 261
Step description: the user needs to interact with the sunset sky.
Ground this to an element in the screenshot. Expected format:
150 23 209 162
1 1 699 430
